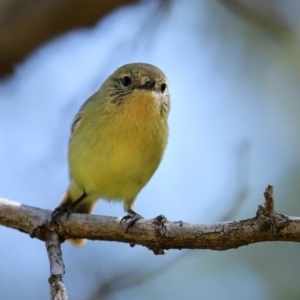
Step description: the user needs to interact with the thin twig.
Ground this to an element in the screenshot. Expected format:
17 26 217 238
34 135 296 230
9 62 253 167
45 231 68 300
264 185 274 216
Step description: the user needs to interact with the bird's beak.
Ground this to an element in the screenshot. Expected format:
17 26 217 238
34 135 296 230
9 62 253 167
138 79 156 90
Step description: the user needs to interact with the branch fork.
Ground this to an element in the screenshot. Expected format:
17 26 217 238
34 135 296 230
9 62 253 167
1 185 299 299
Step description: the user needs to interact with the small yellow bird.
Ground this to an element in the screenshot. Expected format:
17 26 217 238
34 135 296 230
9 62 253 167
52 63 170 246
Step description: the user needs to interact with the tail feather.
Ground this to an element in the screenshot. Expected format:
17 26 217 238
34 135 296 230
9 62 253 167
59 191 97 247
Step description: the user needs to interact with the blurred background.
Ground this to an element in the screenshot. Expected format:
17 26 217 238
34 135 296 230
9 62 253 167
1 0 300 299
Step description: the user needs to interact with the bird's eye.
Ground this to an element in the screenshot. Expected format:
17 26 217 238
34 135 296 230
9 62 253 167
121 76 132 87
161 83 167 93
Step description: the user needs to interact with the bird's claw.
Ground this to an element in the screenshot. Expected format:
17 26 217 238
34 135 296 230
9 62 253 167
51 207 71 224
121 213 143 233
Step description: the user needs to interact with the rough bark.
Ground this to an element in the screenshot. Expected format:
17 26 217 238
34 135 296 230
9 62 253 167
1 186 299 254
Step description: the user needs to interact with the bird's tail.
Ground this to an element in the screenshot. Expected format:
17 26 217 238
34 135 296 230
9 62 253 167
59 191 97 247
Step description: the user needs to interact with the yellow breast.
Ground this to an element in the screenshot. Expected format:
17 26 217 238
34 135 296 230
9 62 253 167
69 90 168 201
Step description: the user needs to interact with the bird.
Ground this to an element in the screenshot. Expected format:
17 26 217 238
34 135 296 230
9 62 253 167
52 62 170 246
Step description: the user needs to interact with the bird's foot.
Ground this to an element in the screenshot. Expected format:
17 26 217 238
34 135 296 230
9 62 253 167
51 206 71 224
121 210 144 233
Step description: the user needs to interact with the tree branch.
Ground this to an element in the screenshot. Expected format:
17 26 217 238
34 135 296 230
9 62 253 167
45 231 68 300
0 186 299 254
0 0 138 77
